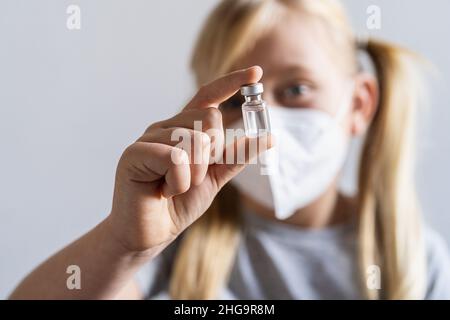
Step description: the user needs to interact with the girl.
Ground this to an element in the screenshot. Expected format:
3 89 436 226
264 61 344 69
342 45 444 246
10 0 450 300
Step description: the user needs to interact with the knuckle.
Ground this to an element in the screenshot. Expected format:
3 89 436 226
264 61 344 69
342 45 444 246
122 142 138 158
193 131 211 146
118 143 142 173
171 185 186 196
170 147 189 166
137 130 157 143
176 179 190 194
145 121 163 133
170 127 190 142
202 107 222 128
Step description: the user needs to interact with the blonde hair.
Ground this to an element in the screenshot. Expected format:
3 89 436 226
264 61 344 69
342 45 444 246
169 0 426 299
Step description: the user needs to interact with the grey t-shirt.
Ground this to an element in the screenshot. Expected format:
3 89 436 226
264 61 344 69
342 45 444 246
136 210 450 299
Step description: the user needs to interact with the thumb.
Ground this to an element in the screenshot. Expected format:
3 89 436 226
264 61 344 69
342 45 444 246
208 133 274 190
184 66 263 110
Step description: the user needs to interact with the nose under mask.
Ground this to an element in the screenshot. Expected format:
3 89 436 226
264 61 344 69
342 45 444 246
230 90 353 220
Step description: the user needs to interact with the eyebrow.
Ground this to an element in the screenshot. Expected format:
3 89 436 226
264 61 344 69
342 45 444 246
263 64 316 81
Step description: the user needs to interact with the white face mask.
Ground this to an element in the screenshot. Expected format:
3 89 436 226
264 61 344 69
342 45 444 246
231 85 353 220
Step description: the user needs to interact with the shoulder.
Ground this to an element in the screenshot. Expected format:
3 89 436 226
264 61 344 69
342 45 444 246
423 226 450 299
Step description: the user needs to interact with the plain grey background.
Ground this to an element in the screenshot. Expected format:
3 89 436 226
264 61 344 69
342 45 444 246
1 0 449 298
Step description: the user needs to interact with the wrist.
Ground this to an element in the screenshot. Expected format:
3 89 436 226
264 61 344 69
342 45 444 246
100 215 160 262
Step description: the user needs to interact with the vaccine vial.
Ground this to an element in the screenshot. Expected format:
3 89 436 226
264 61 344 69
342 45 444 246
240 83 271 138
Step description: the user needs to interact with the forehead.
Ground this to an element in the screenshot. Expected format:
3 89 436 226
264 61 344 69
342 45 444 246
235 11 340 81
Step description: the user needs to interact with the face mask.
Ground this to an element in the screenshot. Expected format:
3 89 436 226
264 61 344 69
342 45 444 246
230 85 353 220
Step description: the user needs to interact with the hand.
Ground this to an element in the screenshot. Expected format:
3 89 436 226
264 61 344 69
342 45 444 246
106 66 273 255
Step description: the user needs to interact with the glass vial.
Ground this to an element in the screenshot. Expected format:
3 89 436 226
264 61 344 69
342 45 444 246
240 83 271 138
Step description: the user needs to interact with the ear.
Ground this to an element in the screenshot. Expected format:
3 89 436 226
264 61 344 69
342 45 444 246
349 73 379 136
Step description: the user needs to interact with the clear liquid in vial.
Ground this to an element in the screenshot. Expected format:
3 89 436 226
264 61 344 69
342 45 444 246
242 102 271 138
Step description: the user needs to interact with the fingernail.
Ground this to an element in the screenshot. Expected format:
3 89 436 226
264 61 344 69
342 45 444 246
245 65 263 75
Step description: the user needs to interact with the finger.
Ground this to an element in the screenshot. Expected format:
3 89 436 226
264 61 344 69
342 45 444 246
207 133 274 190
143 108 225 165
143 109 206 132
161 147 191 198
185 65 263 110
121 142 191 197
162 146 192 198
147 108 222 133
139 128 211 186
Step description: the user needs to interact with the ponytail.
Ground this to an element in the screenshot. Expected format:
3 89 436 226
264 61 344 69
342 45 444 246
357 38 427 299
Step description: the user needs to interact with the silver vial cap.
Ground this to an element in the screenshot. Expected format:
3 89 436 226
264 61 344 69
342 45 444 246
240 83 264 96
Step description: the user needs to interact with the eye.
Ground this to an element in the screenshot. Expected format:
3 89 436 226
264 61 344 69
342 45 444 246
276 83 314 108
282 84 310 98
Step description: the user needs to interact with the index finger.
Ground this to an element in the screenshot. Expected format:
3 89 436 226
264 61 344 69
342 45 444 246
185 65 263 110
